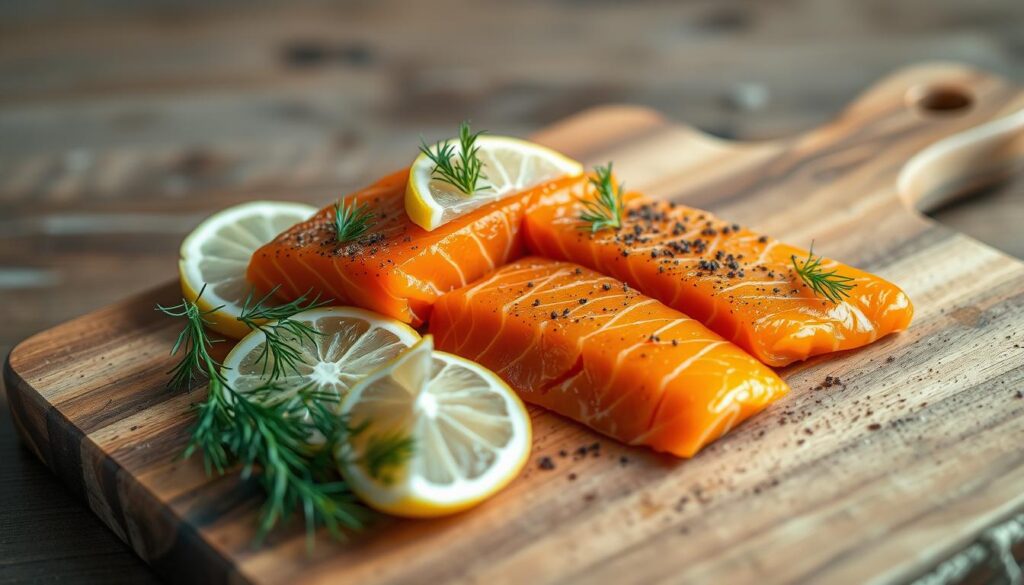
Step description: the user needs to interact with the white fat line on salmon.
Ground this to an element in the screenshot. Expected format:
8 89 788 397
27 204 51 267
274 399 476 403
624 227 703 255
586 337 709 422
561 293 630 319
496 268 576 311
624 256 644 289
573 299 658 344
650 318 692 338
553 229 575 260
732 234 762 245
498 212 514 261
521 279 599 300
267 254 303 298
611 335 706 378
295 255 347 302
496 321 547 376
701 231 724 258
730 295 804 302
713 405 744 441
401 271 444 296
468 272 551 302
756 240 780 264
533 292 629 312
434 246 468 287
635 400 741 449
468 231 496 272
658 341 725 388
638 366 739 446
468 268 575 358
715 279 790 295
827 301 877 336
462 265 539 298
330 258 405 310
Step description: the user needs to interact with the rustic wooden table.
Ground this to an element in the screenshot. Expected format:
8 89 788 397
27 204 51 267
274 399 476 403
1 1 1022 583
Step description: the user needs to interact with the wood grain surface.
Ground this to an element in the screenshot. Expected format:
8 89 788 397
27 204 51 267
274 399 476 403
5 62 1024 584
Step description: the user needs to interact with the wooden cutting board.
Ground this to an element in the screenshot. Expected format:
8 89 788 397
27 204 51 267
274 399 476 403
6 62 1024 585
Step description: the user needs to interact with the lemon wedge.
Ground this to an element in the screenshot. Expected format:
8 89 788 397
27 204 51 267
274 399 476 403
338 335 531 517
406 135 582 231
222 306 420 403
179 201 316 339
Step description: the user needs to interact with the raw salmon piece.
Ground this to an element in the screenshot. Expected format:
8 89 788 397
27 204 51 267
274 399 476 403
523 175 913 367
247 170 578 326
430 257 789 457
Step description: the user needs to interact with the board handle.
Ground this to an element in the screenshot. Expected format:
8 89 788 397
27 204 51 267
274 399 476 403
899 106 1024 214
837 61 1024 216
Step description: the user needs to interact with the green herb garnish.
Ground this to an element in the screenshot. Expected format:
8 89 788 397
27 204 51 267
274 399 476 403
579 162 625 233
184 366 365 547
419 120 490 195
155 284 225 390
360 432 415 486
159 287 413 549
237 286 329 381
334 198 375 243
791 244 856 303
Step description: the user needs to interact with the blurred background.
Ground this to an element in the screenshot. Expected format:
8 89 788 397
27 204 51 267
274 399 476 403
1 1 1022 582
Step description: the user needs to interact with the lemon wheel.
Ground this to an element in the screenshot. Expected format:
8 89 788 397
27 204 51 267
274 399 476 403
338 336 531 517
406 135 582 231
221 306 421 407
179 201 317 339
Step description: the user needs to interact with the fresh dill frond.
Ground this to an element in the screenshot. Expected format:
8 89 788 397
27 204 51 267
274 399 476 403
791 244 857 303
579 162 625 233
185 373 367 549
163 280 414 549
155 284 225 390
360 432 415 486
237 287 330 381
334 198 376 243
419 120 490 195
162 283 366 549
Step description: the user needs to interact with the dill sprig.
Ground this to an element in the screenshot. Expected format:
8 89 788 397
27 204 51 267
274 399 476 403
158 283 414 548
360 432 415 486
791 244 857 303
156 284 225 390
237 287 330 382
334 198 376 243
579 162 625 233
419 120 490 195
184 367 366 546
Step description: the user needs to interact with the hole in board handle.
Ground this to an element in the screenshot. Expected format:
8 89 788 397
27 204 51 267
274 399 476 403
907 84 974 116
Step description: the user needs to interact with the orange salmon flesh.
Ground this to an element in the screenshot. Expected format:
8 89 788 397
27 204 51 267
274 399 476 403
430 257 790 457
247 171 581 326
523 175 913 367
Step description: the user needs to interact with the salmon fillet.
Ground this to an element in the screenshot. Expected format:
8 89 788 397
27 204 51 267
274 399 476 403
523 175 913 367
430 257 789 457
248 170 577 326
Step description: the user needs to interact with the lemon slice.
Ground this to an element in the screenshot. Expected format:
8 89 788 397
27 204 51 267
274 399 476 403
179 201 317 339
222 307 420 405
406 135 582 231
338 335 531 517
